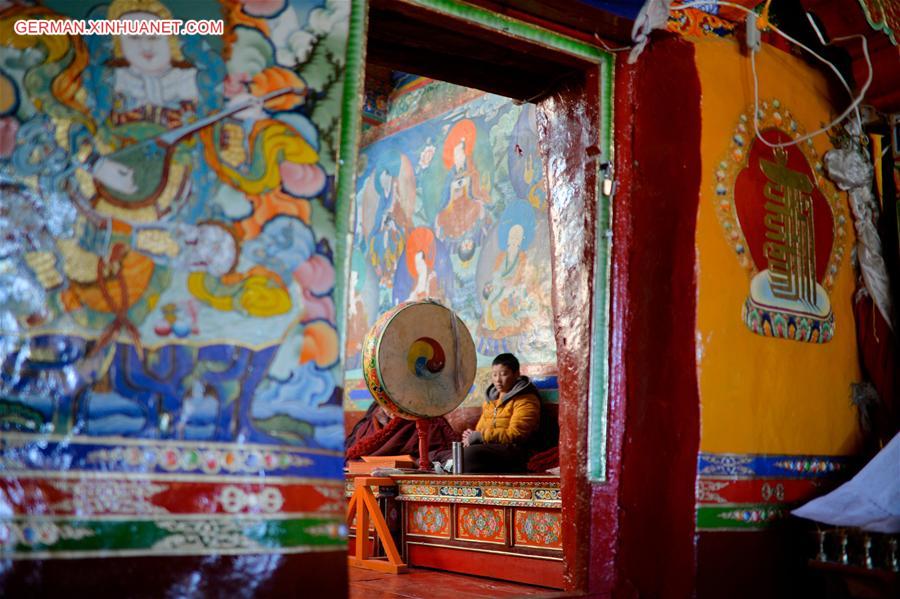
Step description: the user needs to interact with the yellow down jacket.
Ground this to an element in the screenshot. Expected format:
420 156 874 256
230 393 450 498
474 377 541 445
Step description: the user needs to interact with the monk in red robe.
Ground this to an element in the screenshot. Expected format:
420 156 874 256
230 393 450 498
345 402 459 463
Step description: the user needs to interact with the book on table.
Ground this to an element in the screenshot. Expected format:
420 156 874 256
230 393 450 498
347 455 417 474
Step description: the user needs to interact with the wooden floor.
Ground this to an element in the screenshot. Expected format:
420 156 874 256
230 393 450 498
349 565 567 599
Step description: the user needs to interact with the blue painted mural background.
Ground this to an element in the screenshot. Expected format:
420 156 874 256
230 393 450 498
345 81 558 409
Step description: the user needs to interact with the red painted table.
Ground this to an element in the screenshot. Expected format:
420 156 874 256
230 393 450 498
347 474 563 589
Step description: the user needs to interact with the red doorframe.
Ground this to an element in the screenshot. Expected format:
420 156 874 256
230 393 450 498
609 35 703 596
536 69 602 593
542 32 703 597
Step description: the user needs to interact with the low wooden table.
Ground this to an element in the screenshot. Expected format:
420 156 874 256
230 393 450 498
347 473 563 588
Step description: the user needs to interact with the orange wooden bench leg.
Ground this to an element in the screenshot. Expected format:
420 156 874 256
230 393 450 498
347 477 407 574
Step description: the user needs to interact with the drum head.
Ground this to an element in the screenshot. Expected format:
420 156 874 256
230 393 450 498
363 301 476 419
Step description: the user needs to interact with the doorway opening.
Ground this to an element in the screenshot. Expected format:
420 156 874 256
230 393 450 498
343 0 610 592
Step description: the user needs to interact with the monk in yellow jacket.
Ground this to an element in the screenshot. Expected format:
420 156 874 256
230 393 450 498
461 353 541 473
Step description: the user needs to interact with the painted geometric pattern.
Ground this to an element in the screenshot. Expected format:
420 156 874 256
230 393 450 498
513 509 562 549
0 515 344 558
407 503 450 538
395 477 561 508
697 452 855 478
456 507 505 543
696 452 855 531
696 505 790 531
0 476 345 557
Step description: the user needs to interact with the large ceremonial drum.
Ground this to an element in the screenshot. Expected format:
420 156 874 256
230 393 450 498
362 300 476 420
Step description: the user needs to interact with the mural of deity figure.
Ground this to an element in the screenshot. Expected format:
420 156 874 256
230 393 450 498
508 104 546 210
436 119 491 243
0 0 342 443
392 226 453 306
5 0 231 355
90 0 203 200
357 151 416 285
106 0 199 128
404 227 441 302
479 201 537 339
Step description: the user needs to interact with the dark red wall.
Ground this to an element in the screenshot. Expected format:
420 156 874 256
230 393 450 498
612 34 701 597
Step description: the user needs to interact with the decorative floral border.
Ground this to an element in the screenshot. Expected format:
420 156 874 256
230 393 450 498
698 452 853 478
3 477 343 518
84 444 313 476
394 478 561 508
742 299 834 343
696 452 856 531
0 434 331 479
0 514 345 558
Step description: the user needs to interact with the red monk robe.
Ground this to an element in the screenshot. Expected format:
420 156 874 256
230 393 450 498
346 402 460 463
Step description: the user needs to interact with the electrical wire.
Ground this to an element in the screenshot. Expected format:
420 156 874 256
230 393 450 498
593 32 631 53
663 0 874 148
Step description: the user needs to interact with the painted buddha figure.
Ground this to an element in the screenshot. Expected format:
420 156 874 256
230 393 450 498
482 223 529 334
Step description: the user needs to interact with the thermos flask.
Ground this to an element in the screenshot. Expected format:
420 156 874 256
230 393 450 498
451 441 463 474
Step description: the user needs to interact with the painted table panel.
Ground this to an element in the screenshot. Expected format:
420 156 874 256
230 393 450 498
456 505 506 544
406 502 451 538
344 474 563 586
513 509 562 550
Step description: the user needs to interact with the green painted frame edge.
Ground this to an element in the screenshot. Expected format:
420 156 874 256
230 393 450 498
402 0 608 62
587 53 615 483
334 0 368 371
855 0 898 45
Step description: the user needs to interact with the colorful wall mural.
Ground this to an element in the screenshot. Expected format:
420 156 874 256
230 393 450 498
692 38 864 532
344 78 558 414
0 0 350 558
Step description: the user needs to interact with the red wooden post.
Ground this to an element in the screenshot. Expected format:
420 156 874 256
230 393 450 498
415 418 432 471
